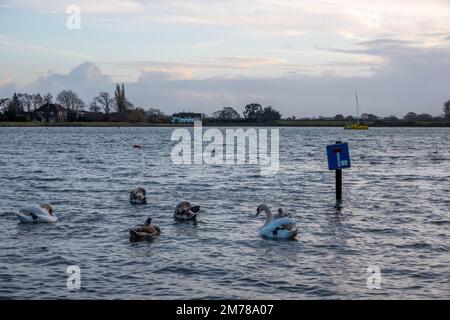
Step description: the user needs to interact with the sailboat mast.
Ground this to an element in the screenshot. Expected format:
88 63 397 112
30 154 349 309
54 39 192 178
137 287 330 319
355 92 360 124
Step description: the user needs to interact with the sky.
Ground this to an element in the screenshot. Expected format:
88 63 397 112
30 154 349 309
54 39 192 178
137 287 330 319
0 0 449 117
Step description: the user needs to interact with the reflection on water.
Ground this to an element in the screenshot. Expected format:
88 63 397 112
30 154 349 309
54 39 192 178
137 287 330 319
0 127 449 299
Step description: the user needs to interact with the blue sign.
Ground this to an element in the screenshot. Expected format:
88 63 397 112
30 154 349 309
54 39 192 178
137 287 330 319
327 143 351 170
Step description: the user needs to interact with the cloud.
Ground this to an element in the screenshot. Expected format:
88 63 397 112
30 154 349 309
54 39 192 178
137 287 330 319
0 36 96 60
1 1 450 116
0 0 144 15
4 0 449 44
1 38 449 117
102 57 298 74
138 67 193 83
0 82 16 97
21 62 111 98
191 40 228 48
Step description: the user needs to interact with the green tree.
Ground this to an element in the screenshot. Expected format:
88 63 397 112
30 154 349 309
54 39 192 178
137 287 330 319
114 84 133 112
261 105 281 122
243 103 263 122
4 93 23 121
213 107 241 120
403 112 417 122
0 98 9 115
444 100 450 122
416 113 433 121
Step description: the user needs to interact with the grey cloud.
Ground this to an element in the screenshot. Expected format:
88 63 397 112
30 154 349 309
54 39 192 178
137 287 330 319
1 42 449 117
0 82 17 98
22 62 112 98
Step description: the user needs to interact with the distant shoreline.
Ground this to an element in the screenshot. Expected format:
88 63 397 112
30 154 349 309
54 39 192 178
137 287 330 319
0 121 448 128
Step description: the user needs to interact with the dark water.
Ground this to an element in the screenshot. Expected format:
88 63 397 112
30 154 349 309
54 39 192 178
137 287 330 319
0 127 448 299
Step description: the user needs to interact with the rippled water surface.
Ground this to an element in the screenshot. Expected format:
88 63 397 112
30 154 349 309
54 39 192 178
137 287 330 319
0 127 449 299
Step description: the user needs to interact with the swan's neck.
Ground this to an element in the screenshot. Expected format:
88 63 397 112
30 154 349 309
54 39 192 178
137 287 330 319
263 208 273 226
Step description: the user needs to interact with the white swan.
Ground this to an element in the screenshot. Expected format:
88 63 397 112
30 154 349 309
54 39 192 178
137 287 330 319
16 204 57 223
256 204 297 239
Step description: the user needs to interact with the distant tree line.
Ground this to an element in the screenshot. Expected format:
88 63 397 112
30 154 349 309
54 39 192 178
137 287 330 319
210 103 281 123
0 89 449 125
0 84 158 123
328 111 443 123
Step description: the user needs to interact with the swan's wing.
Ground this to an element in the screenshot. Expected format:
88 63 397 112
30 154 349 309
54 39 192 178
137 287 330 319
17 205 57 223
19 205 47 218
264 217 296 231
261 217 297 238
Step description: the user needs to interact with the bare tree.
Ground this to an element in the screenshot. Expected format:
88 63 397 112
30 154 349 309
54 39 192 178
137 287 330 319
18 93 33 120
32 93 44 112
94 91 113 120
89 100 101 113
125 100 134 110
44 92 53 104
56 90 85 121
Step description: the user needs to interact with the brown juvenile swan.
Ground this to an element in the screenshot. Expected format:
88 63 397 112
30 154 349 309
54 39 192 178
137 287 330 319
129 217 161 241
130 187 147 205
173 201 200 221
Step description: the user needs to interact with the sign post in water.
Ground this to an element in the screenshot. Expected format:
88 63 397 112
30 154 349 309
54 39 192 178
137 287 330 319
326 141 351 203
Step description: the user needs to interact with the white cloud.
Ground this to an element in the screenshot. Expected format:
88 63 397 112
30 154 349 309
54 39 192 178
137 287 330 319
1 1 449 116
192 40 228 48
2 39 449 117
16 62 112 99
4 0 449 45
0 0 144 15
0 37 96 60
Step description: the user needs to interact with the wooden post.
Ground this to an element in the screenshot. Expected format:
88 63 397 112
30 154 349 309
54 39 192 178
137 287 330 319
335 140 342 203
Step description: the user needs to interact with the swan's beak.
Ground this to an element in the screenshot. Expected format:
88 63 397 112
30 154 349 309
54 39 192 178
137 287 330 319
256 208 261 216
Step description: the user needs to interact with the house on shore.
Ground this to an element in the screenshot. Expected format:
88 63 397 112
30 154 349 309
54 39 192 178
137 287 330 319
35 103 68 122
78 111 106 122
171 112 203 123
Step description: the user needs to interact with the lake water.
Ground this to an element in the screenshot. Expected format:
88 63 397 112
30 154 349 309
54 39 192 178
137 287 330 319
0 127 449 299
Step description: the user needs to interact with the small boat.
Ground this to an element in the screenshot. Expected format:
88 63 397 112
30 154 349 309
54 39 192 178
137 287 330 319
344 123 369 130
344 92 369 130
